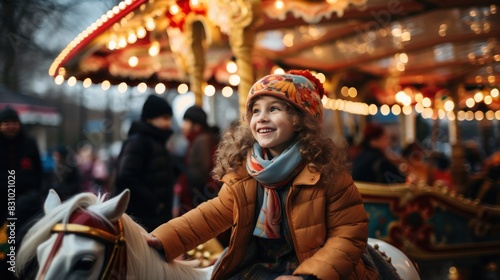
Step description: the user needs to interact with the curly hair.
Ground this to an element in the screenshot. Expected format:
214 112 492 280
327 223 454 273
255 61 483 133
212 99 348 183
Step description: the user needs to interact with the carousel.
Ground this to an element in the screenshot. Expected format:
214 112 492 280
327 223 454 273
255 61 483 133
12 0 500 278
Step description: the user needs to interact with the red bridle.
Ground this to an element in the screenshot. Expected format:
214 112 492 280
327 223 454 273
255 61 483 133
38 209 127 280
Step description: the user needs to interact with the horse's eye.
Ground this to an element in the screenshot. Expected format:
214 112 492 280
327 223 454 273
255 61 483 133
73 256 96 271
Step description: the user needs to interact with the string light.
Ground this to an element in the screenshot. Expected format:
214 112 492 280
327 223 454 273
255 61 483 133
83 78 92 88
67 76 77 87
204 85 216 96
275 0 284 10
118 82 128 93
491 88 499 97
178 83 189 94
222 86 233 97
54 75 64 85
228 74 240 86
137 82 148 93
128 56 139 67
101 80 111 91
155 83 166 94
226 61 237 73
149 41 160 56
444 100 454 112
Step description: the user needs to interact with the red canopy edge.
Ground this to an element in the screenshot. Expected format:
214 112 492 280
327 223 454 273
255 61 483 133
52 0 148 78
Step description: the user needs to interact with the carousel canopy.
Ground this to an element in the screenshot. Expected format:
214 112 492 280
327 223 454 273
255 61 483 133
49 0 499 115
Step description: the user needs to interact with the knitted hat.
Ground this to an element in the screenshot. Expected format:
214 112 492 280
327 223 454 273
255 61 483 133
0 106 20 123
183 105 208 127
246 70 324 121
141 95 172 121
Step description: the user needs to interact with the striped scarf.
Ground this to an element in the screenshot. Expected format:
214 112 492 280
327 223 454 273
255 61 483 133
246 141 304 239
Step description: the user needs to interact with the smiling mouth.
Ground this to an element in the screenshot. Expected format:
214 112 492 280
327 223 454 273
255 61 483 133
258 128 274 133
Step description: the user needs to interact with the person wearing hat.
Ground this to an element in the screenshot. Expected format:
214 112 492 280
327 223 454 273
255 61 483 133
114 94 176 230
352 123 406 184
175 105 219 214
147 70 379 279
0 106 43 279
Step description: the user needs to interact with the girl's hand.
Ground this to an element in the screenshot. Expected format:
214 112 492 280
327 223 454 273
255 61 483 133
275 276 304 280
145 233 165 255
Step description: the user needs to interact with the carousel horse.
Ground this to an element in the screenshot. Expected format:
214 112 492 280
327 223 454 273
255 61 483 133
16 189 213 280
16 189 420 279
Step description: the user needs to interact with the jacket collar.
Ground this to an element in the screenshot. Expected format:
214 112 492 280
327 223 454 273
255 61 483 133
222 163 320 187
293 164 321 186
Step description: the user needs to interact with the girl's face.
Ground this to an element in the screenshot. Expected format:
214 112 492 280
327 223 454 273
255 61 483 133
250 96 295 157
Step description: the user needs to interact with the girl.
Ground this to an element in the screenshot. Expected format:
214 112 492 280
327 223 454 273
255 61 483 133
148 70 378 279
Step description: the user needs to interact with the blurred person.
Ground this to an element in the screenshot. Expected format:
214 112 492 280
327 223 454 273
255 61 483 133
76 143 96 192
464 150 500 205
77 145 110 194
176 105 219 215
40 148 55 191
0 106 42 280
43 145 81 201
401 143 453 188
92 148 110 193
346 135 357 160
352 123 406 184
114 95 176 231
429 151 452 189
463 140 484 174
400 142 428 185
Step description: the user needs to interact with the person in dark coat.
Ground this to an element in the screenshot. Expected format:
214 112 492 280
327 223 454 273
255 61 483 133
352 123 406 184
114 95 176 231
0 106 43 280
176 105 219 214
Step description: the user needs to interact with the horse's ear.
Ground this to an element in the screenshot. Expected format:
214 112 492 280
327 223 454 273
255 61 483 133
93 189 130 222
44 189 62 214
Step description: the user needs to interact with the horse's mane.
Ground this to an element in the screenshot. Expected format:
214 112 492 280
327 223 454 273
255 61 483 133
17 192 212 279
120 214 212 279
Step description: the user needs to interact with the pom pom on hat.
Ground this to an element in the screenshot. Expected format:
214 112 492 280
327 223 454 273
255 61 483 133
246 69 324 121
287 70 324 98
141 95 173 121
0 106 20 123
183 105 208 127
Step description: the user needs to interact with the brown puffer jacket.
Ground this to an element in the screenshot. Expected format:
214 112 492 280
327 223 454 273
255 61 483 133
151 165 378 279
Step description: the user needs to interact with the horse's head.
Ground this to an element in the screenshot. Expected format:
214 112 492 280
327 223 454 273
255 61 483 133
17 189 130 280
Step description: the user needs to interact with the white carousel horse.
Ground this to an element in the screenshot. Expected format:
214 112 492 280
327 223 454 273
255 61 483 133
16 189 213 280
16 189 419 280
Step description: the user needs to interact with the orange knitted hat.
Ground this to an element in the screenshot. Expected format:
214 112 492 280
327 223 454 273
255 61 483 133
246 70 324 121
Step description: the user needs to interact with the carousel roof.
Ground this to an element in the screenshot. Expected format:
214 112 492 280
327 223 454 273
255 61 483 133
49 0 500 115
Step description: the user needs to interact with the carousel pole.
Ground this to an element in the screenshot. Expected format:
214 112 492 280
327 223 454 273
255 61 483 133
187 22 206 106
233 27 256 117
327 72 345 139
449 82 468 193
207 0 261 116
225 0 261 117
229 0 261 115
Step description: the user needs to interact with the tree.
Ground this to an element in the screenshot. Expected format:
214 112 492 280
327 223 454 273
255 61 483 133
0 0 114 92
